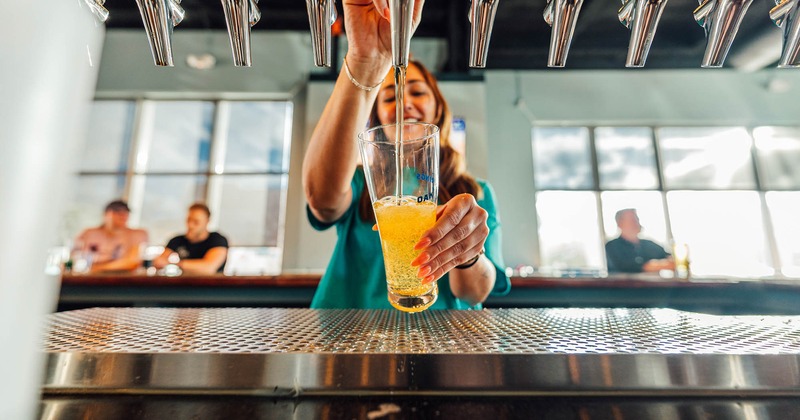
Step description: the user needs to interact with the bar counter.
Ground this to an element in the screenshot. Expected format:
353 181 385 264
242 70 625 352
59 273 800 315
41 307 800 418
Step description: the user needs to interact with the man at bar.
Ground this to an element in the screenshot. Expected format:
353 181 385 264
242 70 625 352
153 203 228 275
606 208 675 274
74 200 149 273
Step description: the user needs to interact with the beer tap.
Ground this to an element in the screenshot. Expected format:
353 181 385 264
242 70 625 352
469 0 500 68
544 0 585 67
221 0 261 67
693 0 754 68
306 0 337 67
135 0 185 66
83 0 110 23
389 0 415 67
618 0 669 67
770 0 800 67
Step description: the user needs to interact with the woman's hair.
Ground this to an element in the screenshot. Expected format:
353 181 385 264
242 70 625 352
358 60 482 222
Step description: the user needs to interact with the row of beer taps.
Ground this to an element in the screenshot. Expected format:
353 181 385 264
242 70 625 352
83 0 799 69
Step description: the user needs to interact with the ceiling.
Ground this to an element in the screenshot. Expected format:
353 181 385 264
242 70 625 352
104 0 781 71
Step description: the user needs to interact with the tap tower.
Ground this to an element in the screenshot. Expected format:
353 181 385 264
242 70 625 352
619 0 669 67
544 0 585 67
135 0 185 66
771 0 800 67
221 0 261 66
694 0 754 68
469 0 501 68
306 0 336 67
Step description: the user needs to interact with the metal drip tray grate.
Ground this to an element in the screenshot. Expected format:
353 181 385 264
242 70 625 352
43 308 800 397
45 307 800 354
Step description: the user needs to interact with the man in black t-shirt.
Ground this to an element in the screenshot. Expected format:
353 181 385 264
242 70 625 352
605 209 675 274
153 203 229 274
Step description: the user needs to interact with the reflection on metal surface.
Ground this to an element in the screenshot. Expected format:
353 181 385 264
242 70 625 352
469 0 500 68
771 0 800 67
42 308 800 396
134 0 185 66
38 396 800 419
693 0 754 68
305 0 336 67
618 0 669 67
544 0 585 67
82 0 109 23
221 0 261 67
389 0 415 68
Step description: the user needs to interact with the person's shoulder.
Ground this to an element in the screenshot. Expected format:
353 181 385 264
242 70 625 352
208 232 229 246
606 237 623 247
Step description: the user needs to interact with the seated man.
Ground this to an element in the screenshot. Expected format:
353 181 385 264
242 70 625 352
606 208 675 274
154 203 228 275
74 200 148 273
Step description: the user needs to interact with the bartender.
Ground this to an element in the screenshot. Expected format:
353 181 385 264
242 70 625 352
302 0 510 309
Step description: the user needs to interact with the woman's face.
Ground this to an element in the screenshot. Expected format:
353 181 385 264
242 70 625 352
376 64 438 126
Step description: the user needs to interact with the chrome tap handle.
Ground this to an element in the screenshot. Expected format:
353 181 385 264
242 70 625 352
306 0 336 67
619 0 669 67
469 0 500 68
135 0 181 66
770 0 800 67
693 0 754 68
543 0 585 68
221 0 260 67
389 0 415 67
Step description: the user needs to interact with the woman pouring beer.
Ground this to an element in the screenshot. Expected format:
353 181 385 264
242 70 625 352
302 0 510 310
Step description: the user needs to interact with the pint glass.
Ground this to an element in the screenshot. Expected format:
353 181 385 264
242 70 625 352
358 122 440 312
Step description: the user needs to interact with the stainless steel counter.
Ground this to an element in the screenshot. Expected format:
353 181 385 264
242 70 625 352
42 307 800 398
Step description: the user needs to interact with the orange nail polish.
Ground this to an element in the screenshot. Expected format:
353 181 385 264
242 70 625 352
417 265 432 278
415 237 431 250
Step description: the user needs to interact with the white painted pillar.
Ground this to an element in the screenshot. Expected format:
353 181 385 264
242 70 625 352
0 1 104 418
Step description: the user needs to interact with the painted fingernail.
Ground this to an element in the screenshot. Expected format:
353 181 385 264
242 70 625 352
417 265 432 278
421 274 435 284
414 237 431 250
412 252 430 266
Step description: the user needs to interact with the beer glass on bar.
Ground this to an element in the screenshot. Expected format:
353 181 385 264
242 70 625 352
358 122 440 312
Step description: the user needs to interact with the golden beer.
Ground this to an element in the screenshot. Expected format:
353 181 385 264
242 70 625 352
374 196 438 312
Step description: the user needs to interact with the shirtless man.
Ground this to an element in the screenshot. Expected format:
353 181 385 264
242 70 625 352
74 200 148 273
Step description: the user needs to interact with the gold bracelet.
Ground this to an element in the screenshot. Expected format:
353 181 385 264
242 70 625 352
343 57 383 92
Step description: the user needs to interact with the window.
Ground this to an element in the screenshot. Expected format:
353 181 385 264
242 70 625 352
530 126 798 279
63 99 293 274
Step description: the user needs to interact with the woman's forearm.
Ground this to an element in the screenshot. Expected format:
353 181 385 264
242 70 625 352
302 57 388 221
447 256 496 307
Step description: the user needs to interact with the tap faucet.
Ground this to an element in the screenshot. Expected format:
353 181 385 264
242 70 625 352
83 0 110 23
770 0 800 67
389 0 415 67
469 0 500 68
619 0 669 67
221 0 261 67
694 0 754 68
306 0 337 67
544 0 585 67
135 0 185 66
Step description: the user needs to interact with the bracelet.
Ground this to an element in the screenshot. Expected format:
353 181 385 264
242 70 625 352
455 248 485 270
343 57 383 92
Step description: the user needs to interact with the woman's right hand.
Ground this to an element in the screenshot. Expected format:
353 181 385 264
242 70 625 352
343 0 425 66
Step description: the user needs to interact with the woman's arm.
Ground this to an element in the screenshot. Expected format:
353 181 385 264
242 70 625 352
302 0 424 223
178 247 228 275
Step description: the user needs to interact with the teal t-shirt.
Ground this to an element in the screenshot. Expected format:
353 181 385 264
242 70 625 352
308 168 510 309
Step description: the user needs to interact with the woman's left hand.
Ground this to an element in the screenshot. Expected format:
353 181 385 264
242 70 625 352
411 194 489 284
